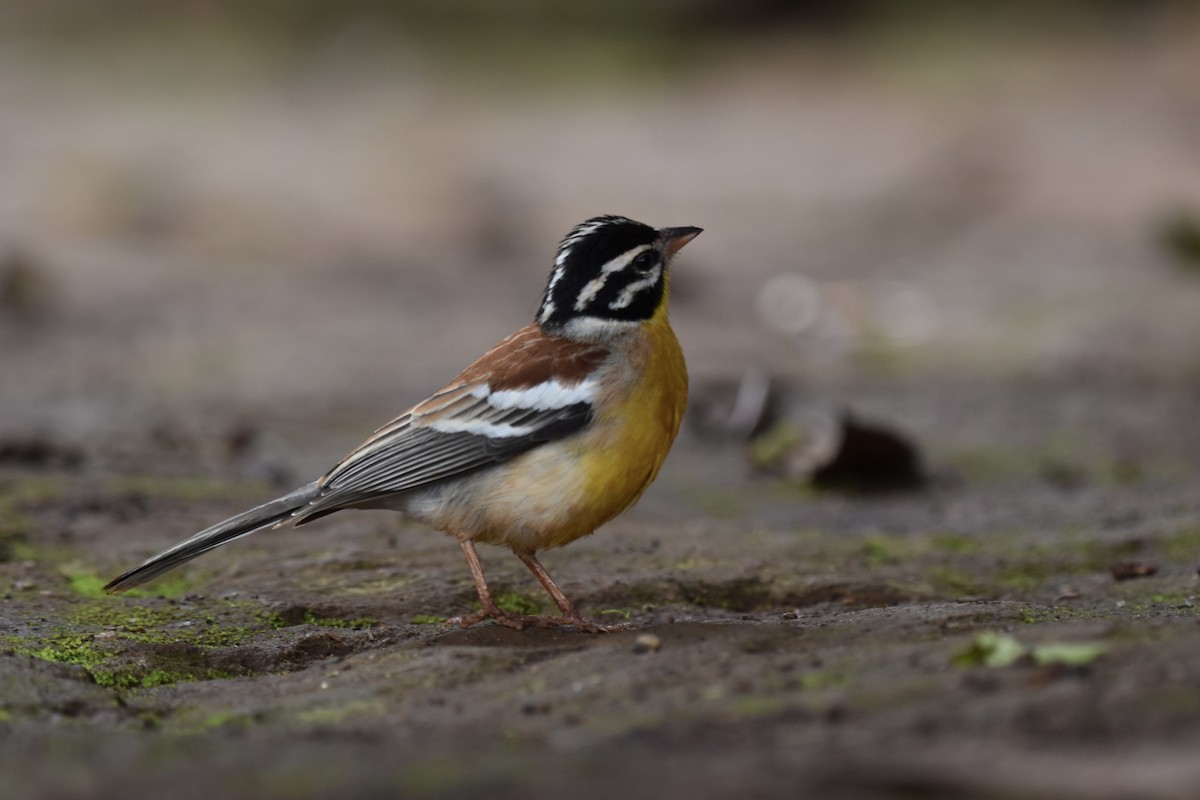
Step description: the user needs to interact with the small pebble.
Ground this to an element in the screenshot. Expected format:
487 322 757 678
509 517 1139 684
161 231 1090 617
780 611 798 620
632 634 662 654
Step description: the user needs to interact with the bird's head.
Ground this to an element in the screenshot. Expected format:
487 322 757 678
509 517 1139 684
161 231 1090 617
537 215 701 340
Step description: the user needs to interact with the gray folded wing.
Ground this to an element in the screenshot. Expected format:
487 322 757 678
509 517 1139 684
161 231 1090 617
295 385 592 521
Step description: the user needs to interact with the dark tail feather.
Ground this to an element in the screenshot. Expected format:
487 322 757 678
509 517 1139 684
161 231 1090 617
104 480 323 593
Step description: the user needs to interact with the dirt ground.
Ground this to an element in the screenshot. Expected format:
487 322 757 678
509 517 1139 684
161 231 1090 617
3 15 1200 800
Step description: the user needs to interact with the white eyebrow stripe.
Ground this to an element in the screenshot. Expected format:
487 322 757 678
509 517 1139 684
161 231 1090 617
485 379 599 410
601 244 652 273
571 244 654 311
574 276 608 311
609 265 661 310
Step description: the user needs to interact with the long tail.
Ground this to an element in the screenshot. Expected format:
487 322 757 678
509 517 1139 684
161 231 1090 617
104 480 323 593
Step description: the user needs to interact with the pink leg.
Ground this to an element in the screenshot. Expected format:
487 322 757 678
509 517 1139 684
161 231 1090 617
446 540 526 631
515 552 619 634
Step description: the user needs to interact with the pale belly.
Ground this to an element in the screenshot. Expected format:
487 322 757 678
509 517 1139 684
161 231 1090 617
396 322 687 553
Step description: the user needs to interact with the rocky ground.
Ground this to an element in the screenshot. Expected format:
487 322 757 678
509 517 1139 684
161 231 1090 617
2 15 1200 799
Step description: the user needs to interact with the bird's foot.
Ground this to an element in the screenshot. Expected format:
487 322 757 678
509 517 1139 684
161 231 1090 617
444 605 527 631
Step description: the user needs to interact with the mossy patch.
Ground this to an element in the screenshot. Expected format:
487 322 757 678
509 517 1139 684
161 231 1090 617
300 611 378 630
274 605 379 630
830 524 1187 605
494 592 542 616
1019 606 1101 625
62 567 199 600
172 708 260 734
8 596 285 690
295 700 378 726
927 566 986 597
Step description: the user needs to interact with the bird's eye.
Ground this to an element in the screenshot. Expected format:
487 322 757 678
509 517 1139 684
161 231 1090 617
631 251 657 273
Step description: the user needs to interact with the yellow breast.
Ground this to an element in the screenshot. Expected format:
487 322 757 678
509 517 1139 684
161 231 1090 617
550 304 688 547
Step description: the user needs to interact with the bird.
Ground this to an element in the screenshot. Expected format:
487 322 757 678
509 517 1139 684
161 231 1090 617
104 215 701 633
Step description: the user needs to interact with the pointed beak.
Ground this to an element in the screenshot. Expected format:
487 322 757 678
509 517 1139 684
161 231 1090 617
659 226 703 259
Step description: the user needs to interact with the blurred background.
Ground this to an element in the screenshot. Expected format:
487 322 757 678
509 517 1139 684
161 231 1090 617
2 0 1200 480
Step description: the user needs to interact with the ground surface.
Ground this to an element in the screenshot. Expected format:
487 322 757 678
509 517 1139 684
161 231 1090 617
3 16 1200 800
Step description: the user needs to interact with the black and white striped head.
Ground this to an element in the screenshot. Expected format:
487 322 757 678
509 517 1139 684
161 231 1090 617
537 215 701 338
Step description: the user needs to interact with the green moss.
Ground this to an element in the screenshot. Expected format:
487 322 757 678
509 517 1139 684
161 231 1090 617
12 595 284 690
931 534 980 554
955 632 1025 668
855 531 984 568
172 709 259 734
60 562 199 600
0 531 33 563
301 611 378 630
494 592 542 616
749 422 805 471
996 568 1043 592
91 666 235 690
126 575 199 600
296 700 377 726
333 575 412 596
28 633 106 670
1030 642 1108 667
0 475 67 507
1108 581 1197 614
927 566 986 598
1019 606 1099 625
67 574 109 598
798 670 848 690
860 535 905 567
410 614 445 625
